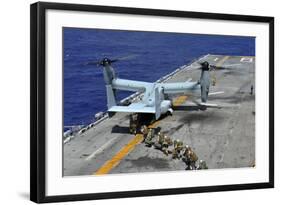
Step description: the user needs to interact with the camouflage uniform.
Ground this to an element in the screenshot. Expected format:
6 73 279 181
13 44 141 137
183 146 198 170
154 132 165 150
129 124 137 134
161 136 173 156
140 125 148 142
129 114 138 134
154 132 172 155
144 128 155 147
172 139 184 159
197 160 208 170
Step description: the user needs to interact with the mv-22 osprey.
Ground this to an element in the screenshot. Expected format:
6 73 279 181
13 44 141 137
87 57 222 122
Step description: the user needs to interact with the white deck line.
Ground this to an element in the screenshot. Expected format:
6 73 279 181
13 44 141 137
85 137 118 161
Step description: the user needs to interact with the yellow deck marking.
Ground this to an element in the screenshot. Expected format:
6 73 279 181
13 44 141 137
94 95 187 175
94 134 144 175
94 120 160 175
148 120 161 129
213 56 230 84
216 56 229 67
172 95 188 106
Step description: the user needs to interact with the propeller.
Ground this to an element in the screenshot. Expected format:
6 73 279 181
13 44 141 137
189 60 243 86
190 61 241 70
182 61 211 103
209 63 242 71
84 54 139 67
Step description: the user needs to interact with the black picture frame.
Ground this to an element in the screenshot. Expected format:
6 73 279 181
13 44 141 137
30 2 274 203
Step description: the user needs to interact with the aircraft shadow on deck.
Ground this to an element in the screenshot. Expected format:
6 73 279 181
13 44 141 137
111 125 130 134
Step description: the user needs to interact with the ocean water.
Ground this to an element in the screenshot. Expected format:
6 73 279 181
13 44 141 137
63 28 255 127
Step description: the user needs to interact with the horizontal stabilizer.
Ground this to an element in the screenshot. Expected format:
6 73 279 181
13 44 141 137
108 103 155 114
174 101 221 111
199 102 221 109
209 91 224 96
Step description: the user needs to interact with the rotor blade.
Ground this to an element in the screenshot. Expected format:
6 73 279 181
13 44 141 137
111 54 139 62
210 63 242 70
83 61 100 66
223 63 243 67
188 63 202 71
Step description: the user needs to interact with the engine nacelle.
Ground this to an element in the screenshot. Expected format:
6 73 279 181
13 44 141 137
199 62 211 103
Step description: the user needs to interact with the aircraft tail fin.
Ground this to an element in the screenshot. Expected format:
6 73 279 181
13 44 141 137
106 84 117 109
101 62 117 110
155 87 161 120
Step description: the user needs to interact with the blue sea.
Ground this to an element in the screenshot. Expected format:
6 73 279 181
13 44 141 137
63 28 255 127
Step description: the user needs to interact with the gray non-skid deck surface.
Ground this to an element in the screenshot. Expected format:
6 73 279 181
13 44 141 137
64 55 255 176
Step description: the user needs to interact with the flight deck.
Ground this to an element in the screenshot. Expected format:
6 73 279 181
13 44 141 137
63 54 255 176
